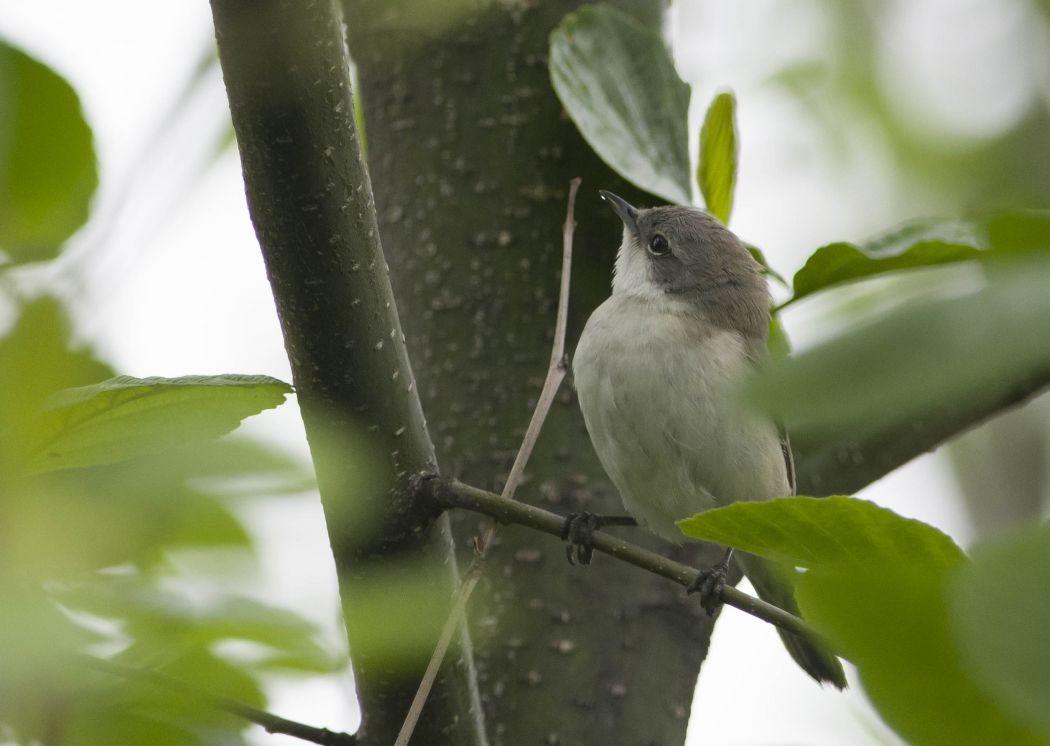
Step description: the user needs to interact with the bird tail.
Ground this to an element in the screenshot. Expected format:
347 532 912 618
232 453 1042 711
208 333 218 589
735 551 847 689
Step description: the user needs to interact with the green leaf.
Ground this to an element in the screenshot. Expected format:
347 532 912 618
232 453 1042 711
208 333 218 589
747 255 1050 444
799 569 1040 746
697 91 737 224
63 576 340 674
0 40 97 264
950 523 1050 739
0 296 113 468
550 6 691 204
767 314 791 360
679 496 1039 745
27 374 292 473
677 495 964 573
788 210 1050 305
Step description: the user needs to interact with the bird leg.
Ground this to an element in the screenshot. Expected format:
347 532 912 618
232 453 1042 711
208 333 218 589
561 511 638 565
688 546 734 615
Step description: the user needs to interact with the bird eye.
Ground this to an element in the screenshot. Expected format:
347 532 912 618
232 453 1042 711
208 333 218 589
648 234 670 256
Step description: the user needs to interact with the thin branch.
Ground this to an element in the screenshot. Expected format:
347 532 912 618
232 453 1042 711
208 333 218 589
426 478 838 655
77 654 356 746
795 371 1050 495
394 178 581 746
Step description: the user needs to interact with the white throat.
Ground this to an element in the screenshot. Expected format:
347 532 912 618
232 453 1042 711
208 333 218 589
612 231 664 302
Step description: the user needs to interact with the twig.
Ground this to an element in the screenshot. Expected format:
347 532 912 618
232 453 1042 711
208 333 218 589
77 654 356 745
394 178 581 746
426 478 839 655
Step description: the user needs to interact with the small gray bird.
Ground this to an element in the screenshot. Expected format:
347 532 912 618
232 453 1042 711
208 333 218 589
571 191 846 689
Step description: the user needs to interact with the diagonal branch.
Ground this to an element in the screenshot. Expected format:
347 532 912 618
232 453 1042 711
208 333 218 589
426 477 836 653
795 371 1050 495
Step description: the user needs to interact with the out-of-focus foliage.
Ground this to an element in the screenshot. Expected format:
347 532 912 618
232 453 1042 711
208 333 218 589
784 0 1050 212
0 39 97 264
680 496 1046 745
787 211 1050 305
0 295 336 745
0 43 339 746
697 91 737 225
28 373 291 474
950 522 1050 741
550 5 692 205
746 249 1050 445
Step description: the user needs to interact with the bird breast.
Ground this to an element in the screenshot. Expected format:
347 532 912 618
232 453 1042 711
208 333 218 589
573 294 789 542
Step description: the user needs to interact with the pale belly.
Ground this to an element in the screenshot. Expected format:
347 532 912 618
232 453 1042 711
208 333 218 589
573 297 790 542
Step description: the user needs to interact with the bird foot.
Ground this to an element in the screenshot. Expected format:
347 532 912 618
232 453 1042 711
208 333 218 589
561 513 638 566
688 560 730 616
561 511 602 566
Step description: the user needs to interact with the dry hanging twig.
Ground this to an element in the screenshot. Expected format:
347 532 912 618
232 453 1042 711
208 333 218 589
394 177 581 746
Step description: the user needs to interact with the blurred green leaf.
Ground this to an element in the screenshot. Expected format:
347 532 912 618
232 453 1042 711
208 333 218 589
65 706 206 746
63 576 340 675
748 256 1050 444
0 580 105 745
698 91 737 224
343 562 464 673
550 5 691 204
767 314 792 361
178 437 315 497
93 647 261 744
677 495 963 572
0 296 113 467
680 496 1038 744
27 374 292 473
0 39 97 264
789 210 1050 305
799 569 1040 746
950 522 1050 739
4 473 245 577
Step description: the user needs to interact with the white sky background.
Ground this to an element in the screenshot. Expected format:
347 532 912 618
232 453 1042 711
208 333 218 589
1 0 1040 743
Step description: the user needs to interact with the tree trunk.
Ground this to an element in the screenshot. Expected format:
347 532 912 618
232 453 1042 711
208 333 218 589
211 2 484 743
344 2 722 743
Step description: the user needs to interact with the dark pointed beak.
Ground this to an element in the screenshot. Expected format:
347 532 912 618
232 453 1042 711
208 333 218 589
599 190 639 235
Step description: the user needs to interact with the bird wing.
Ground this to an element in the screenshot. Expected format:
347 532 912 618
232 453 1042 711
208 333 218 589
779 426 796 496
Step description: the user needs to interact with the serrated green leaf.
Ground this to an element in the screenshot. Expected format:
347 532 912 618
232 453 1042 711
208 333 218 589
550 6 691 204
677 495 963 573
27 374 292 473
698 91 737 224
788 210 1050 305
748 255 1050 444
949 522 1050 739
0 40 97 264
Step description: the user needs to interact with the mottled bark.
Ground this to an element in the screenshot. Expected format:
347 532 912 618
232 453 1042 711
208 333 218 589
210 1 483 743
343 2 721 744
